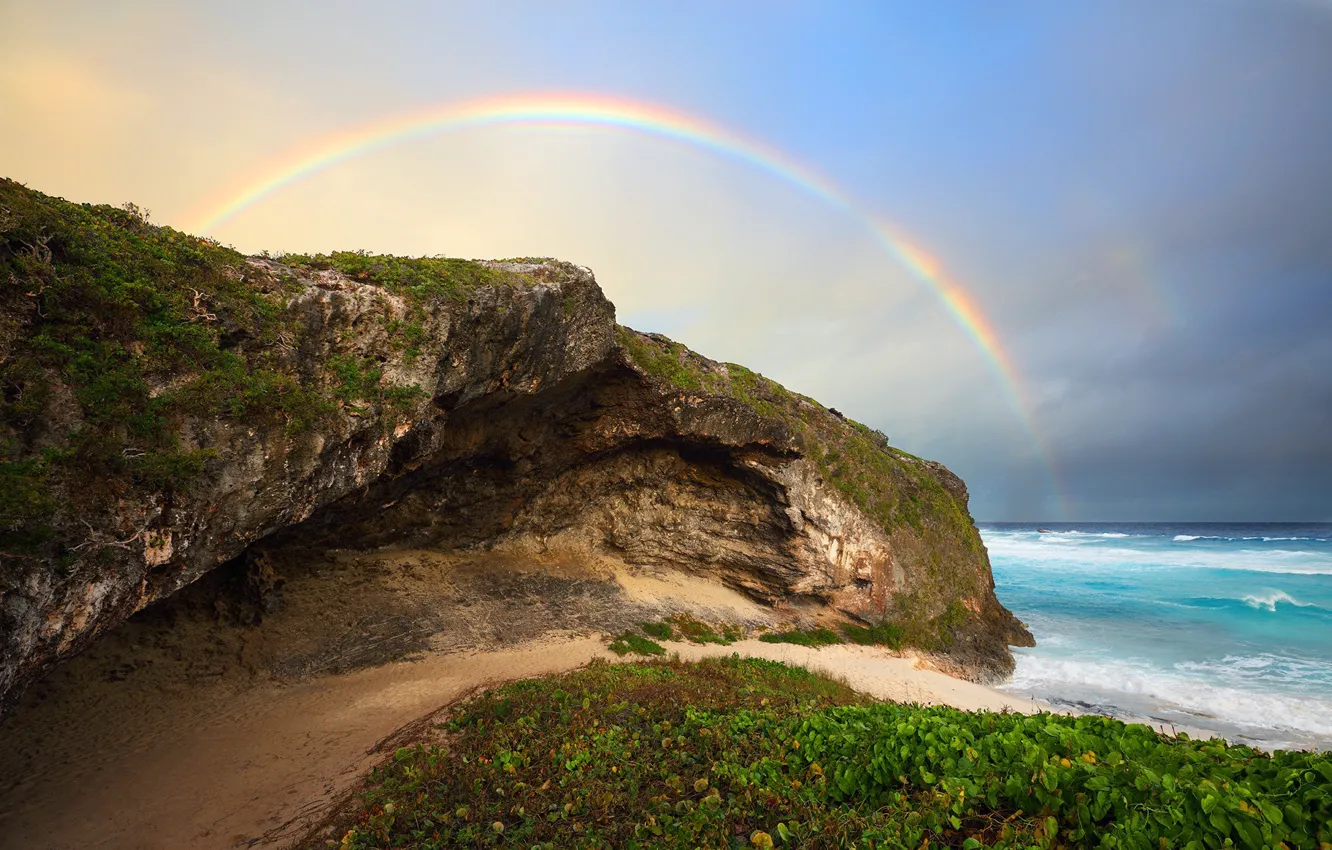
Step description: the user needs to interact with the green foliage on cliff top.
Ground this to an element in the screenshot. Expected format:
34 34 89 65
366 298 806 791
325 657 1332 849
615 326 985 624
615 326 957 531
0 181 527 551
275 250 532 303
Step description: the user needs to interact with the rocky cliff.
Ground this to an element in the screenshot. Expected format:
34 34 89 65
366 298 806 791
0 180 1030 714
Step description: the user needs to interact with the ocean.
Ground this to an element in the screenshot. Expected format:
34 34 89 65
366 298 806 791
980 522 1332 752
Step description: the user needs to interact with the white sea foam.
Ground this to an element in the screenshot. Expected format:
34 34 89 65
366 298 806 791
1169 534 1320 543
1004 655 1332 737
1175 653 1332 688
1241 591 1317 612
981 534 1332 576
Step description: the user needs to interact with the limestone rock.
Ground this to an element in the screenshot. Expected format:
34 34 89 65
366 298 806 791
0 180 1030 715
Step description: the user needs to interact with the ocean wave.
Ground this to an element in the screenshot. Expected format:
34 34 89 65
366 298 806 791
1176 653 1332 687
1004 655 1332 737
1241 591 1320 612
982 536 1332 576
1172 535 1321 543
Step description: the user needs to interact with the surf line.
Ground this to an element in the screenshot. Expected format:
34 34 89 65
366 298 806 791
186 92 1063 511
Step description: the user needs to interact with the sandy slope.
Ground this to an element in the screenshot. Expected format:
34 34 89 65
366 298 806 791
0 553 1036 850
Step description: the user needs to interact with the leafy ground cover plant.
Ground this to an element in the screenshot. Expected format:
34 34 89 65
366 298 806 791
321 657 1331 849
794 703 1332 849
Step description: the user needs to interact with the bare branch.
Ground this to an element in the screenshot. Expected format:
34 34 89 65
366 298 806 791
189 288 218 323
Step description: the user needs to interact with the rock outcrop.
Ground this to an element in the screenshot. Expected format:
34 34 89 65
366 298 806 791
0 180 1030 714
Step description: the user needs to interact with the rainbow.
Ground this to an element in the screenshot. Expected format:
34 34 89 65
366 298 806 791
186 92 1061 508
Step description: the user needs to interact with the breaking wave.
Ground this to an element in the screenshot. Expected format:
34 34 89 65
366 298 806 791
1004 654 1332 738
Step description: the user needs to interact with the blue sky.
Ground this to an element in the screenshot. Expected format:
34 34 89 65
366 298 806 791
3 0 1330 520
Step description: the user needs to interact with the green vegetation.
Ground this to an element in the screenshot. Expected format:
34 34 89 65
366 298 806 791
667 613 740 645
276 250 531 305
1 182 294 539
838 620 907 650
616 326 989 646
0 182 538 556
615 325 975 544
759 627 843 648
325 657 1332 849
795 701 1332 849
639 620 674 641
607 632 666 657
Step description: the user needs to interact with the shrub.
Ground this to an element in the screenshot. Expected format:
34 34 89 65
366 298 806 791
839 621 905 649
759 627 843 648
640 620 674 640
607 632 665 656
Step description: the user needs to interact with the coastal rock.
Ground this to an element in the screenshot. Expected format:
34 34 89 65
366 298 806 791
0 180 1030 714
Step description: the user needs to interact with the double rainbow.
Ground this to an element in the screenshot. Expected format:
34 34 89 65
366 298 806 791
186 92 1059 504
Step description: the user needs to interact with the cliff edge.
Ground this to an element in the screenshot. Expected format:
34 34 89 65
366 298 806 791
0 180 1030 713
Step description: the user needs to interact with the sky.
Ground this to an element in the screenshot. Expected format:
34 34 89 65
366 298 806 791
2 0 1330 521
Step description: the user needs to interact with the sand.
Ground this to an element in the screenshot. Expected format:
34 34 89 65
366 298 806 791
0 637 1037 850
0 552 1050 850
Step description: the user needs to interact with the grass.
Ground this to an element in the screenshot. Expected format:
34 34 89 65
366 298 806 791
320 657 1332 849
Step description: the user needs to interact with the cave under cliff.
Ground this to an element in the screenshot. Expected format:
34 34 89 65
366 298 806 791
0 179 1031 715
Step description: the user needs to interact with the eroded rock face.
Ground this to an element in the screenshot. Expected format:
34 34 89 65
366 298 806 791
254 328 1032 683
0 253 615 713
0 182 1029 714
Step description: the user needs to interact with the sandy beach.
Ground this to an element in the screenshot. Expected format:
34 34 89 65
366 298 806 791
0 634 1034 850
0 550 1203 850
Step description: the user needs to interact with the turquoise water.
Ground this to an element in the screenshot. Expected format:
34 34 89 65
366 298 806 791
981 523 1332 751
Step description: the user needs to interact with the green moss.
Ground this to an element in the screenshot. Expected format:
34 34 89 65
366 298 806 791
616 326 973 542
884 595 970 652
616 327 705 391
721 622 747 642
0 180 302 506
385 316 428 363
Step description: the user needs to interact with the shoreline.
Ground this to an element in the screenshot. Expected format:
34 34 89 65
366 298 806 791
0 549 1261 850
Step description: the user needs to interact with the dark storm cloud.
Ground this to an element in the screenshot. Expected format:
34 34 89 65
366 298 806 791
907 0 1332 519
